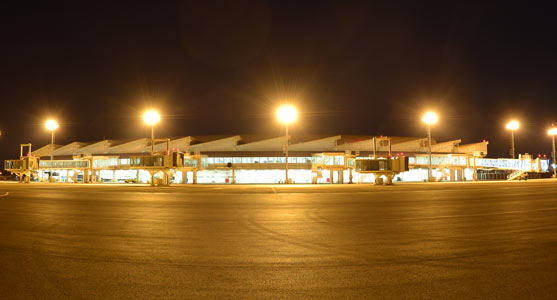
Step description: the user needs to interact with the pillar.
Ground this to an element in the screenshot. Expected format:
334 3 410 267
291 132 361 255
385 175 393 185
182 171 187 184
193 170 197 184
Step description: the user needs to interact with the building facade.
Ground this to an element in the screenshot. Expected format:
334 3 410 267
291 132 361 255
20 135 495 184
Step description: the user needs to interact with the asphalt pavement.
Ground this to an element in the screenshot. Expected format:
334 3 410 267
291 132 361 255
0 180 556 299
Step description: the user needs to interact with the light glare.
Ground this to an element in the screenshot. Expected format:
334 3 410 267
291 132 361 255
421 112 438 125
276 105 298 124
506 120 519 131
549 128 557 136
143 109 161 126
45 119 59 131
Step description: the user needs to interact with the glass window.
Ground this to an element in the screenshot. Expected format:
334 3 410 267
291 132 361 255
312 156 323 164
334 156 344 165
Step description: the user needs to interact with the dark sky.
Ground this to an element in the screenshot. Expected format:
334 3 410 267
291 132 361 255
1 1 557 164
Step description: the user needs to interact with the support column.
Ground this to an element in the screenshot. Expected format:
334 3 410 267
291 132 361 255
330 170 334 184
349 169 353 184
182 171 187 184
232 168 236 184
385 174 393 185
112 169 116 182
193 170 197 184
136 169 140 183
473 157 477 181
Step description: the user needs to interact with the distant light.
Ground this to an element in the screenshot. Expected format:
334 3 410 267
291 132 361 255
506 120 519 131
548 128 557 135
143 109 161 126
421 111 438 125
45 119 59 131
276 104 298 124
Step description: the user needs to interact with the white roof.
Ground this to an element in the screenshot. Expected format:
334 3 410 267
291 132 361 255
335 136 391 151
141 136 193 153
107 138 150 154
236 136 287 151
31 144 60 157
53 142 89 156
29 135 488 156
289 136 340 151
188 136 241 152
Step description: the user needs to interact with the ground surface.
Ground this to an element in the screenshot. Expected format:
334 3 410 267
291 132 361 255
0 180 556 299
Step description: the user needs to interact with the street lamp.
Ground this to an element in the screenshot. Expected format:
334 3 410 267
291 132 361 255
276 104 298 184
548 126 557 178
422 111 438 182
143 109 160 154
45 119 59 160
506 120 519 159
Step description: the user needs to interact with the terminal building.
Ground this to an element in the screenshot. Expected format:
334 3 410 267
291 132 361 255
4 134 550 184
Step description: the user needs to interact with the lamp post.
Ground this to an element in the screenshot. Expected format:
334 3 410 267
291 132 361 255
548 126 557 178
45 119 59 160
143 109 161 155
276 104 298 184
506 120 519 159
421 111 438 182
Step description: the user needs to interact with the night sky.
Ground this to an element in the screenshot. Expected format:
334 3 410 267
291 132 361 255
1 1 557 165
